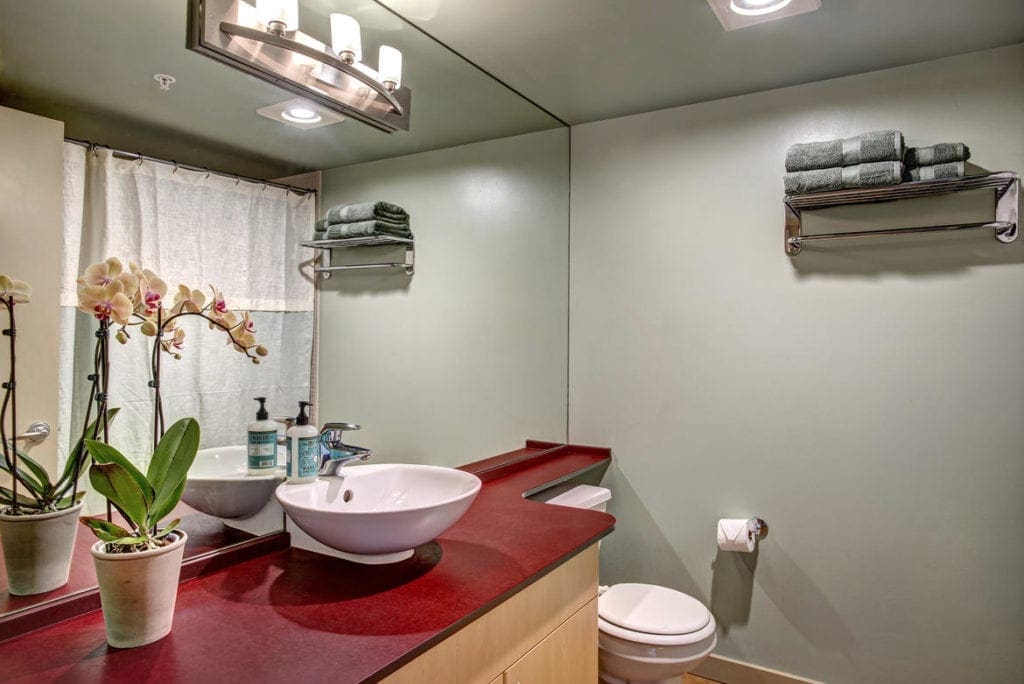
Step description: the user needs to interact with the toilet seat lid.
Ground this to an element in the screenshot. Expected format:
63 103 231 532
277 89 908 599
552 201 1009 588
599 583 710 635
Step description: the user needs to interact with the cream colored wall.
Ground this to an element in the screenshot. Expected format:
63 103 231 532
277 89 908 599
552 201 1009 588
0 107 64 472
318 128 569 465
569 45 1024 683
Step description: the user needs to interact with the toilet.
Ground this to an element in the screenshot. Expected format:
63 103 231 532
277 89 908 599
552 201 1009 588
545 485 717 684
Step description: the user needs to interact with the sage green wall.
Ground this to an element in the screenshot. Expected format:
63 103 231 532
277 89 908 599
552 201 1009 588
569 44 1024 683
318 128 569 466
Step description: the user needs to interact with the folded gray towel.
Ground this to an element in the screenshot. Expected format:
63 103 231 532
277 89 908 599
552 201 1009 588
315 218 329 232
784 161 903 195
325 201 408 224
313 229 327 241
325 220 412 239
785 130 904 172
904 143 970 168
905 162 965 182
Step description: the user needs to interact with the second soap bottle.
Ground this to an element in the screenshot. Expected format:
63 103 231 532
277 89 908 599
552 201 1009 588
286 401 319 483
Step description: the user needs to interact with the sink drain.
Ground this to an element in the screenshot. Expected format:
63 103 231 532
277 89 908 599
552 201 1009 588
342 489 354 503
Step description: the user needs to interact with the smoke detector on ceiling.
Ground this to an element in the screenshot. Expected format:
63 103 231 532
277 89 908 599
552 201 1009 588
707 0 820 31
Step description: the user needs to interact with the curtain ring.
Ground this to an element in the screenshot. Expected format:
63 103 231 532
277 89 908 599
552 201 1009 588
234 176 240 186
261 182 268 192
172 161 179 174
203 167 211 180
137 155 145 166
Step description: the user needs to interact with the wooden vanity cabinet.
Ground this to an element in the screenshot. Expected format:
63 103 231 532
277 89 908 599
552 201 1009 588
381 545 599 684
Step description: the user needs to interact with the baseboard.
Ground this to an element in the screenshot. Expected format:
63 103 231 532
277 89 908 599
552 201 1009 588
694 653 822 684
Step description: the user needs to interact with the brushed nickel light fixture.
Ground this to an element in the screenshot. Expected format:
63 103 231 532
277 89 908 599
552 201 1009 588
187 0 411 132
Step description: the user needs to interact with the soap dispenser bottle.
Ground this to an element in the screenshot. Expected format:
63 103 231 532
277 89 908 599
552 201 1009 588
286 401 318 483
247 397 278 475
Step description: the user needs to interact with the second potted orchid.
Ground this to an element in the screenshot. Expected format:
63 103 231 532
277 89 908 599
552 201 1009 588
74 257 267 647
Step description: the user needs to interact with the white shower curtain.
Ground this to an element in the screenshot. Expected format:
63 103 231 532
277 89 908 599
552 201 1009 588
58 144 315 479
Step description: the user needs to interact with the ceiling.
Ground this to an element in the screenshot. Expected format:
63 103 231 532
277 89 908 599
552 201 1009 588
0 0 560 178
379 0 1024 124
1 1 1021 179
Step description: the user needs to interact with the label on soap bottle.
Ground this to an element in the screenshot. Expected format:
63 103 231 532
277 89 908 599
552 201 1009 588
248 431 278 471
297 436 320 479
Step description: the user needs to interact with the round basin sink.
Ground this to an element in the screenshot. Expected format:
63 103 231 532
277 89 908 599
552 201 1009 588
182 445 285 519
275 464 482 563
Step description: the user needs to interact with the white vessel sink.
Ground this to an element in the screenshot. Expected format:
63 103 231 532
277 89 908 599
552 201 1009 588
182 445 285 519
275 463 482 564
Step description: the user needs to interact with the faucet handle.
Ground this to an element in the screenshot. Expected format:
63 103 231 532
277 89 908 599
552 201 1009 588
273 416 295 431
321 422 360 432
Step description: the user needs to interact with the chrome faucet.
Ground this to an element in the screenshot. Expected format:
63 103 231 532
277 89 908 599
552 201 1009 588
318 422 372 476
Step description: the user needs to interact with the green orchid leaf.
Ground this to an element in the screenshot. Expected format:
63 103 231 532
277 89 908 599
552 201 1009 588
81 517 134 542
88 462 150 532
11 448 54 493
0 485 43 509
84 439 154 509
0 452 49 496
55 407 121 492
54 491 87 509
147 418 199 527
148 477 186 529
154 518 180 538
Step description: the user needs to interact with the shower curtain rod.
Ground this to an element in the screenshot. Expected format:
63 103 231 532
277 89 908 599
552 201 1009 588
63 137 316 196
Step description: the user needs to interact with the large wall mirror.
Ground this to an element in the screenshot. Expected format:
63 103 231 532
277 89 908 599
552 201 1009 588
0 0 566 634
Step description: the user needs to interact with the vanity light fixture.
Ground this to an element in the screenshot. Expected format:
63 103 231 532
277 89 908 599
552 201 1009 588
187 0 410 132
707 0 819 30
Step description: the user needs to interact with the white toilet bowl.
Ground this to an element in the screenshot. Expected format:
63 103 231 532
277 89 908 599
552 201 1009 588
597 583 717 684
544 486 717 684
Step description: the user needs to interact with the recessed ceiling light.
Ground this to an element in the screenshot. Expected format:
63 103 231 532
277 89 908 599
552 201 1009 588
729 0 792 16
281 105 322 124
707 0 819 31
256 98 345 130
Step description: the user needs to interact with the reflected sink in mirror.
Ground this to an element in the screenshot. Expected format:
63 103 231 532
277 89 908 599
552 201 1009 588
182 446 286 520
276 464 481 564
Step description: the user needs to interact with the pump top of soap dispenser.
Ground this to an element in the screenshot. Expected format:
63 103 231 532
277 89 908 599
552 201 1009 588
296 401 312 426
254 397 269 421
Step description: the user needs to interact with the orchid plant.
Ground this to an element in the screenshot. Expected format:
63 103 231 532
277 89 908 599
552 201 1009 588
75 258 267 450
0 275 33 514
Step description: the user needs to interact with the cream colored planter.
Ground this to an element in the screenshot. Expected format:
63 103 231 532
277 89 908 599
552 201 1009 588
91 530 187 648
0 501 83 596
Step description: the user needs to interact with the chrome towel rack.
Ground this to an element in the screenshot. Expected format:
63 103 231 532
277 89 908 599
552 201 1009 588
301 235 415 278
784 171 1019 256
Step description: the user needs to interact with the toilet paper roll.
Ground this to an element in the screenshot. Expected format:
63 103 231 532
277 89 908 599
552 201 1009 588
717 518 756 553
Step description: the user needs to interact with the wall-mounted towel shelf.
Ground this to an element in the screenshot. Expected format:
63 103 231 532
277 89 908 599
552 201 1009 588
301 235 415 278
784 171 1019 256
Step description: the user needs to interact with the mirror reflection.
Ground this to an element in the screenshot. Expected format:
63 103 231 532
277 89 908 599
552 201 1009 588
0 0 563 627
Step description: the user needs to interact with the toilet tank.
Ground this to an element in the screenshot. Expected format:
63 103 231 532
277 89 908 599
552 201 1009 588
543 485 612 513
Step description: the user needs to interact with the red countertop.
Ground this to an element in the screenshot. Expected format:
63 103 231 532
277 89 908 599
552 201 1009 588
0 441 614 683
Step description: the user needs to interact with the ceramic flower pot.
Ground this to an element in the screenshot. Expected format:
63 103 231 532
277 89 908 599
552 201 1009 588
90 530 187 648
0 501 83 595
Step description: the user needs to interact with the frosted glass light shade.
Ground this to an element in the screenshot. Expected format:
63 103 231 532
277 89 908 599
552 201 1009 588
256 0 298 31
330 14 362 62
378 45 402 89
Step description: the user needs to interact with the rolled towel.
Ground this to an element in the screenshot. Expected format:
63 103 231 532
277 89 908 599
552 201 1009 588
313 229 327 241
325 220 412 239
905 161 965 182
315 218 329 232
904 143 970 168
325 201 408 224
784 161 903 195
785 130 904 172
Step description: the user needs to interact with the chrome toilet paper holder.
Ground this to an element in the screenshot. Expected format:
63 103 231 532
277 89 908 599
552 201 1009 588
746 517 768 541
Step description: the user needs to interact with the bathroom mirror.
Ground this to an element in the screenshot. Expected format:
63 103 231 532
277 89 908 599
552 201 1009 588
0 0 565 631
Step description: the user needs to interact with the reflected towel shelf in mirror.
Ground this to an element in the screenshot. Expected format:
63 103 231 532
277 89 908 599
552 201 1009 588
784 171 1019 256
301 235 415 277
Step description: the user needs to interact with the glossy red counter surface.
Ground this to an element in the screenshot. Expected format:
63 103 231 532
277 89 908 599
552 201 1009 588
0 441 614 683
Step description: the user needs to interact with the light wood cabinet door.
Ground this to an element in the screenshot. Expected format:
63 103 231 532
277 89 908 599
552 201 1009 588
503 598 598 684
